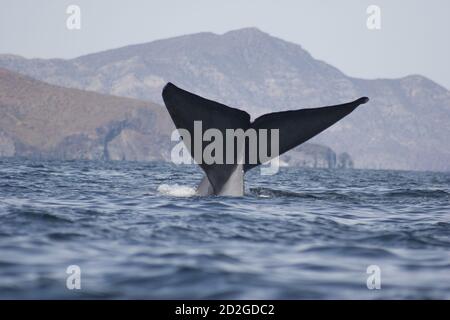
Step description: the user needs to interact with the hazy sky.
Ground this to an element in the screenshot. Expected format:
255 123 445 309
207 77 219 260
1 0 449 89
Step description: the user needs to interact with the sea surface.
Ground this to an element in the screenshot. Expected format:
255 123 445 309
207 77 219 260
0 159 449 299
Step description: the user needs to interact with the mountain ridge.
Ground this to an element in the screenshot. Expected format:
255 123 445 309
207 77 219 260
0 27 449 171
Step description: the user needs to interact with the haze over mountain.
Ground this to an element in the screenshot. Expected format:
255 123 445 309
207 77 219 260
1 28 449 171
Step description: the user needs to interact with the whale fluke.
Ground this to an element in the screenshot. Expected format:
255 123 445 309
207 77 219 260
162 82 368 196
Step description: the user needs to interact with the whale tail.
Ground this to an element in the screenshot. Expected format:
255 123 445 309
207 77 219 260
162 82 368 196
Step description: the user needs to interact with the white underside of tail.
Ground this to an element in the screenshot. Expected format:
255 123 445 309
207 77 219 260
196 164 244 196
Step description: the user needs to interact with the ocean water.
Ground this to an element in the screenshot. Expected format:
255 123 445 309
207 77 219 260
0 158 449 299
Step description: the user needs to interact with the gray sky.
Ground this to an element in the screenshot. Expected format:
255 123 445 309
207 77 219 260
1 0 449 89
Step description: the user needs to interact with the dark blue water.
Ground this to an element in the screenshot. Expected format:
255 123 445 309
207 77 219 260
0 159 449 299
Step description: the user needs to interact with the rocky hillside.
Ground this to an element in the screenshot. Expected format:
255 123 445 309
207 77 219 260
0 68 172 161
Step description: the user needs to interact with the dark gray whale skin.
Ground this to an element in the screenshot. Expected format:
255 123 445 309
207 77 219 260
162 82 369 196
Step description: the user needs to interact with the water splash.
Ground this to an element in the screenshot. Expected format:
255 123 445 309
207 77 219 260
157 184 197 197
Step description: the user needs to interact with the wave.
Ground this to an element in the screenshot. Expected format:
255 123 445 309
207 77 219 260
249 187 450 200
248 187 350 200
383 189 449 198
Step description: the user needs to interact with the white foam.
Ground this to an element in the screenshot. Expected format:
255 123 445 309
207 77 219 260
157 184 197 197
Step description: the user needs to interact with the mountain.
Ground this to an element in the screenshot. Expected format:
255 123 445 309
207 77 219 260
0 68 172 161
0 68 346 168
1 28 449 171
